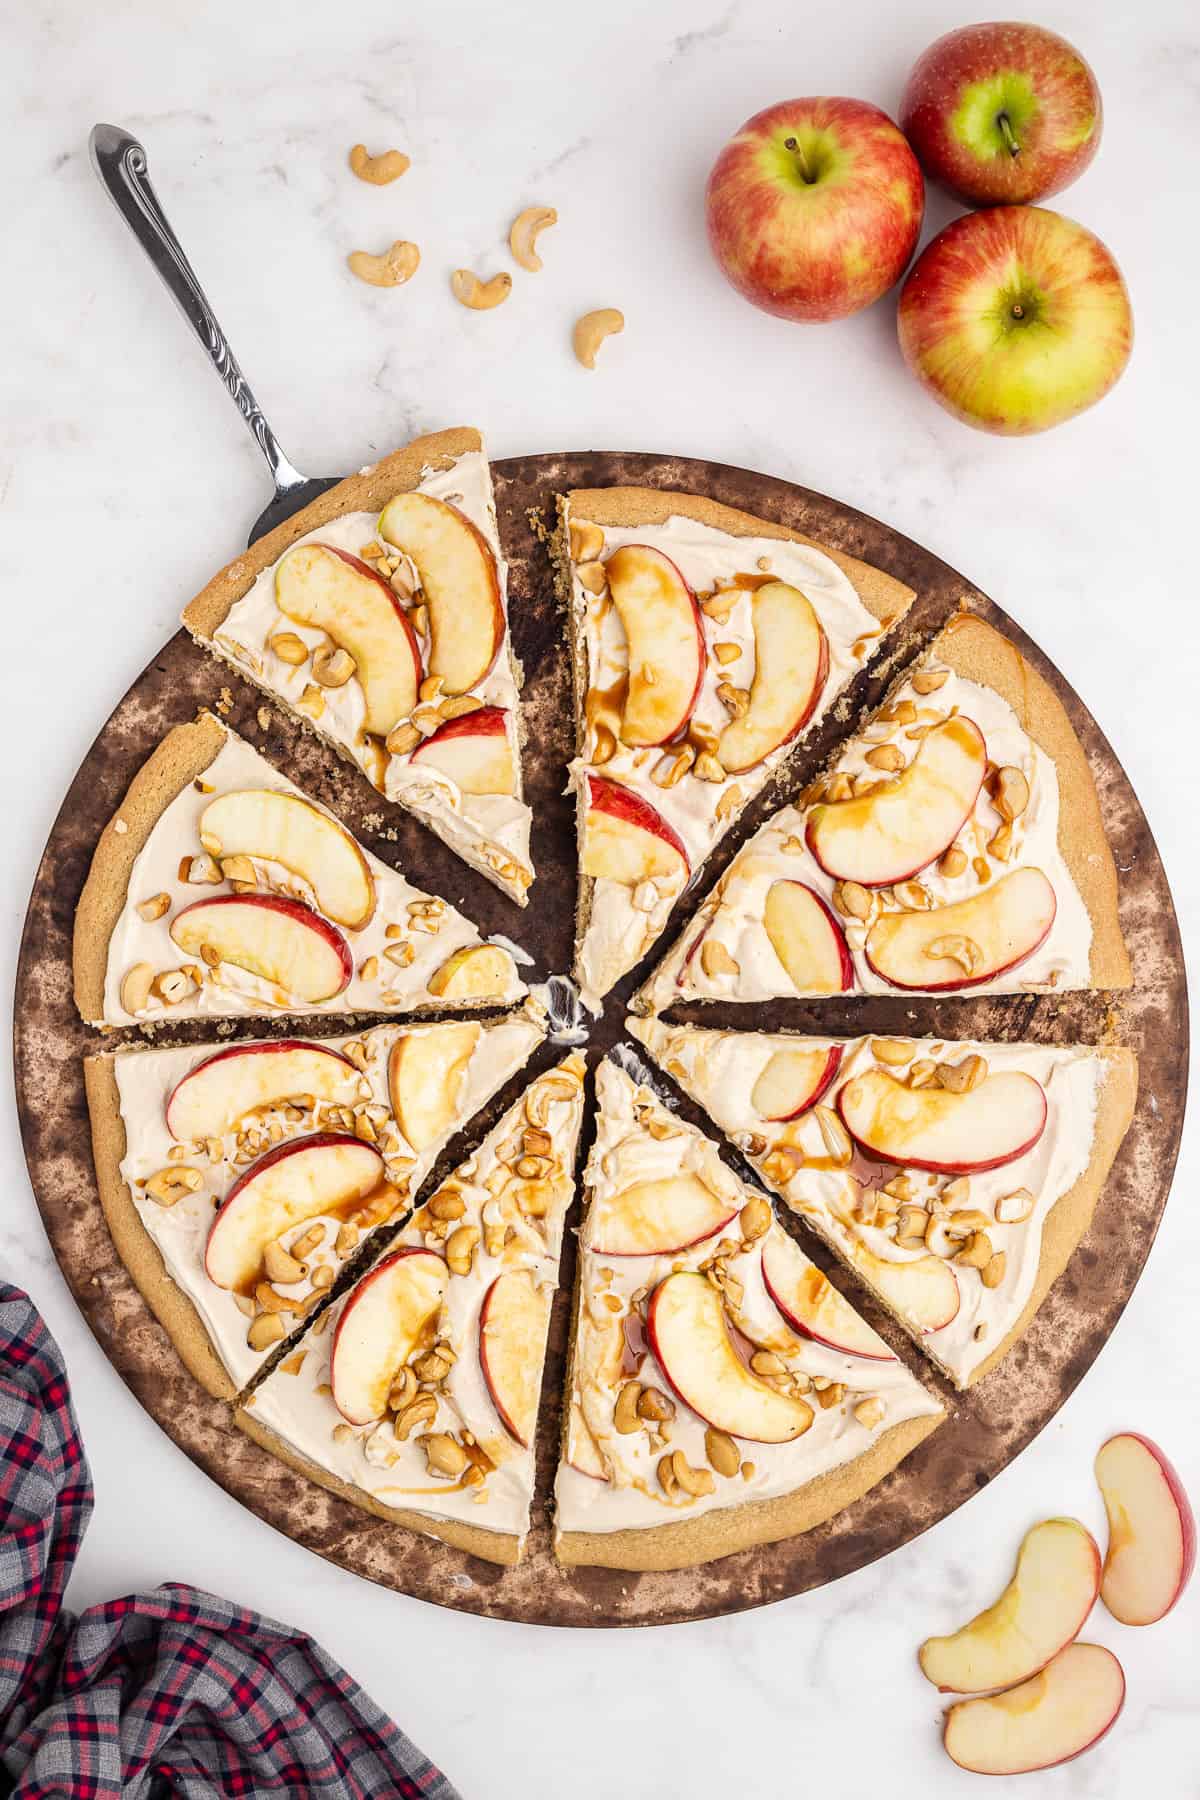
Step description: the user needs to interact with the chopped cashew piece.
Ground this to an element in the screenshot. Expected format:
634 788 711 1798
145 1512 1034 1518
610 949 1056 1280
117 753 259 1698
451 269 512 310
573 308 624 369
348 144 411 185
347 241 420 288
509 205 558 272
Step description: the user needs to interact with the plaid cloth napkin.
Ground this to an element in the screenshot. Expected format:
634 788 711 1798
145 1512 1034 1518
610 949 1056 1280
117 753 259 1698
0 1284 461 1799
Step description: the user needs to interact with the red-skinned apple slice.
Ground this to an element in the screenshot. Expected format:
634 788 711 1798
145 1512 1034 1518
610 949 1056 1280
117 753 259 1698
206 1132 384 1293
943 1643 1125 1776
377 491 503 695
170 895 353 1003
582 776 690 886
751 1044 843 1121
275 543 422 735
479 1269 552 1446
198 789 375 928
566 1397 608 1480
592 1176 738 1258
329 1248 448 1426
646 1272 814 1443
409 707 514 795
920 1517 1102 1693
1095 1432 1196 1626
387 1022 481 1153
838 1065 1047 1173
845 1239 960 1333
165 1039 356 1141
866 866 1057 991
806 716 987 885
761 1231 896 1361
604 545 704 747
426 942 517 1001
762 881 853 993
718 582 829 773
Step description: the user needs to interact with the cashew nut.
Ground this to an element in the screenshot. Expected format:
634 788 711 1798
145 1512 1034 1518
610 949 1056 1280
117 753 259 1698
509 205 558 272
348 144 411 186
573 308 624 369
348 241 420 288
450 269 512 310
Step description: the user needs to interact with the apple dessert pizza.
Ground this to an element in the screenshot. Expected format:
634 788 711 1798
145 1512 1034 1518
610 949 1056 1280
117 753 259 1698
553 1057 942 1571
237 1053 587 1566
82 1009 545 1399
555 488 916 1008
73 713 525 1028
181 429 534 904
638 612 1130 1010
630 1019 1137 1390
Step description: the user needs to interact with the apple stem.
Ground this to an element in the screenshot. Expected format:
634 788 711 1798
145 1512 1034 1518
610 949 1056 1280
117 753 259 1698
783 134 816 184
997 113 1020 159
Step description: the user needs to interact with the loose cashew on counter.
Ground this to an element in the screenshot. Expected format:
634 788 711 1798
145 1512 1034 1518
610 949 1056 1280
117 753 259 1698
347 241 421 288
509 205 558 272
348 143 411 185
450 269 512 310
573 308 624 369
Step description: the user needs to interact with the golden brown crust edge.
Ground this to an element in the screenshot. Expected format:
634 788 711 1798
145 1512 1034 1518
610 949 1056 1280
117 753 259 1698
936 612 1131 989
233 1406 521 1567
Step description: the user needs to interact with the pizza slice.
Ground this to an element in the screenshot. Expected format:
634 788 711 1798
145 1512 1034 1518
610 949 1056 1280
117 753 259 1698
83 1008 545 1399
638 611 1130 1010
182 428 533 904
554 1056 942 1571
630 1018 1138 1390
73 713 526 1028
237 1052 587 1567
555 487 916 1009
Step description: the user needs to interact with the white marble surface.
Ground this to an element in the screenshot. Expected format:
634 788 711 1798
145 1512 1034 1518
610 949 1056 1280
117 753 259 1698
4 1 1198 1794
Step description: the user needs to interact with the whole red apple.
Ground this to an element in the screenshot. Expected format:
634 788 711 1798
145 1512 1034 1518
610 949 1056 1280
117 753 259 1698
897 206 1132 435
901 22 1102 206
705 98 924 323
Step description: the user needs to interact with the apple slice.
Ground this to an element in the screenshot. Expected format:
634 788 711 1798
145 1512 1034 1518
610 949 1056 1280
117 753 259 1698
593 1176 739 1257
387 1022 481 1153
762 881 853 994
943 1643 1125 1776
566 1397 608 1480
165 1039 356 1141
751 1044 843 1121
479 1270 552 1447
718 582 829 773
205 1132 384 1293
646 1272 814 1443
426 942 517 1001
198 789 375 928
761 1231 896 1361
920 1517 1101 1693
1095 1432 1196 1626
806 716 987 885
838 1065 1047 1173
170 895 352 1003
275 543 422 735
581 776 690 886
409 707 514 795
845 1239 960 1333
377 491 503 694
329 1248 448 1426
866 866 1057 991
604 545 704 747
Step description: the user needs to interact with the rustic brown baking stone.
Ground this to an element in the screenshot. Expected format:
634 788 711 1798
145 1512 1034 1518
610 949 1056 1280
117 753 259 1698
15 451 1187 1627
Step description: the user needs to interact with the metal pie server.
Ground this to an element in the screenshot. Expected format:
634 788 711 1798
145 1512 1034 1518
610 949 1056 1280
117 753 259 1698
89 123 342 547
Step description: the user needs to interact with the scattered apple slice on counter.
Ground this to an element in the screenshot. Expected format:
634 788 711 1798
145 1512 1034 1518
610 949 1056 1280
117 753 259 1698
198 789 375 928
763 881 853 993
592 1175 739 1257
646 1272 814 1443
377 491 503 694
838 1065 1047 1173
387 1022 481 1153
426 942 517 1001
479 1269 553 1446
761 1231 896 1361
170 895 353 1003
581 776 691 887
275 543 422 735
604 545 704 746
866 865 1057 991
751 1044 843 1122
1095 1432 1196 1626
806 716 987 886
943 1642 1125 1776
845 1239 959 1333
718 582 829 772
920 1517 1101 1693
206 1132 385 1293
329 1248 449 1426
409 707 515 795
165 1039 357 1140
566 1397 608 1480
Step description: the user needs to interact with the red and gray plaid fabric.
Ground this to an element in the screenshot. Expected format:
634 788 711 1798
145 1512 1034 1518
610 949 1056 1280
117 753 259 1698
0 1285 461 1799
